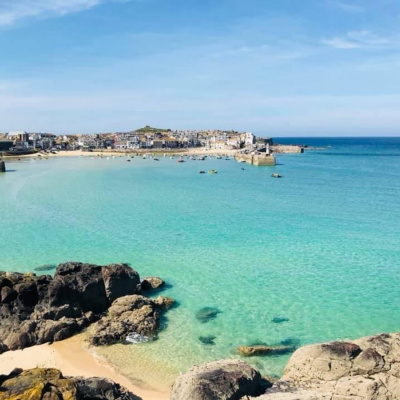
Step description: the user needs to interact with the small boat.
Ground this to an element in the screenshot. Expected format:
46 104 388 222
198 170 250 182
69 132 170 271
271 173 282 178
208 169 218 174
199 170 206 174
154 158 159 161
127 159 131 162
177 159 184 163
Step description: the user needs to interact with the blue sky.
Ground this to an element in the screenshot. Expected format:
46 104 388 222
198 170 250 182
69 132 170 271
0 0 399 136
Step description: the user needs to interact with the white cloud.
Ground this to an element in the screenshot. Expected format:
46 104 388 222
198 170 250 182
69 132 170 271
0 0 102 26
321 37 361 49
322 30 398 50
325 0 365 13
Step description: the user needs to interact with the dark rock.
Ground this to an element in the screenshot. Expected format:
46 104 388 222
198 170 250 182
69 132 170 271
199 335 216 345
0 161 5 173
1 286 17 303
0 367 134 399
196 307 221 323
0 262 168 352
272 316 289 324
141 276 165 290
170 359 266 400
102 264 140 303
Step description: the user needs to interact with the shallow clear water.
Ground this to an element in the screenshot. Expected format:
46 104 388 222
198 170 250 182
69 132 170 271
1 138 400 389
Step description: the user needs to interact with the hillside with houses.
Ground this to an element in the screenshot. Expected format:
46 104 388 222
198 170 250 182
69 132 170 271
0 126 273 153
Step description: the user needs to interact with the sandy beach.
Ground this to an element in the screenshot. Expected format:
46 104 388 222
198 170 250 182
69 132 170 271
0 333 170 400
1 148 238 159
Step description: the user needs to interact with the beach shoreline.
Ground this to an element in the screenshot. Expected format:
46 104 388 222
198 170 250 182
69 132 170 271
0 333 170 400
1 148 239 159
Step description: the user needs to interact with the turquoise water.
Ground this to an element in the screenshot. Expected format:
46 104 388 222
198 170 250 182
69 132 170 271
1 138 400 388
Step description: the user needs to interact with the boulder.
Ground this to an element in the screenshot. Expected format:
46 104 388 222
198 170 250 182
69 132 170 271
102 264 140 303
252 332 400 400
89 294 161 346
0 367 133 399
141 276 165 290
170 359 267 400
155 295 174 309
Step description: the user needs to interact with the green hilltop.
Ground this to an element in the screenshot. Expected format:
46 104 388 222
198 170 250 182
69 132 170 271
134 125 171 133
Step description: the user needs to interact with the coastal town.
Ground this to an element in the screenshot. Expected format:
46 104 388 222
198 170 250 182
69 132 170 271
0 126 303 167
0 126 270 152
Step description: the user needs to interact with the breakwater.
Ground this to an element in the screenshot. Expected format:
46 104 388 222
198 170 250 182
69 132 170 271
271 145 304 153
234 153 276 166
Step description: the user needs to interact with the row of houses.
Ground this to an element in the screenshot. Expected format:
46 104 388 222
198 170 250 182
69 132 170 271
1 128 272 152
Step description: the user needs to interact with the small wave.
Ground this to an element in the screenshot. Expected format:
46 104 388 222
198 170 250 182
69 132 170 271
125 332 154 344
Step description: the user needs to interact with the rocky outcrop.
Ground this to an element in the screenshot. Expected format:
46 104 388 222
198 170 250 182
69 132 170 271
170 333 400 400
170 359 267 400
0 262 164 353
253 332 400 399
90 294 162 346
0 367 133 399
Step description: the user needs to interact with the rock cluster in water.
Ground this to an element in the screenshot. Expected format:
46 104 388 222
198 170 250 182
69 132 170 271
0 367 132 400
0 262 171 353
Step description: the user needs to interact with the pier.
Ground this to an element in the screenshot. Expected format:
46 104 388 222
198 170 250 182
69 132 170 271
234 153 276 166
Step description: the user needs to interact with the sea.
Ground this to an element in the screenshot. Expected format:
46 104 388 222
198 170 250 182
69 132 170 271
1 137 400 390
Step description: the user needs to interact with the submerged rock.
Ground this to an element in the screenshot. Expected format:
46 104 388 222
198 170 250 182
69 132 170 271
271 316 289 324
0 367 133 400
34 264 56 272
170 359 267 400
195 307 221 323
199 335 216 345
237 344 294 357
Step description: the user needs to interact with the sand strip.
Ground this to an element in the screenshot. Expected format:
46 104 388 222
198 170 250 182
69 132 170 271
0 334 169 400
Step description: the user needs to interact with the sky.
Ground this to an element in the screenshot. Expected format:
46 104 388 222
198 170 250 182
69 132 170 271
0 0 399 136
